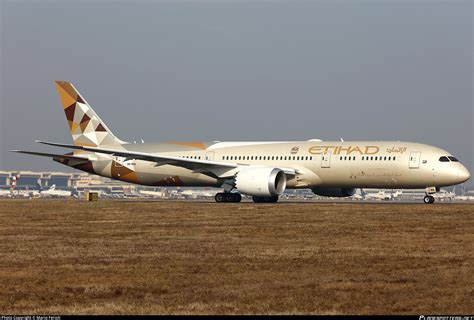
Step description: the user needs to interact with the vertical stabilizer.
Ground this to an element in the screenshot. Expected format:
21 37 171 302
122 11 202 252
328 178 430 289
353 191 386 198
55 81 125 146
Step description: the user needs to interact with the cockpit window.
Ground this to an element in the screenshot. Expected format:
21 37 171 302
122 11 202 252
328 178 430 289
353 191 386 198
448 156 459 162
439 156 449 162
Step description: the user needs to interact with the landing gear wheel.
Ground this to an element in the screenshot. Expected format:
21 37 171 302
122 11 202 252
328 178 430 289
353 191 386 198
215 193 225 203
252 196 279 203
215 192 242 203
224 193 232 202
423 195 435 204
233 193 242 203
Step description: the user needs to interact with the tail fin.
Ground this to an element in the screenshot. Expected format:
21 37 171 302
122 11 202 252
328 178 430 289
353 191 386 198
55 81 125 147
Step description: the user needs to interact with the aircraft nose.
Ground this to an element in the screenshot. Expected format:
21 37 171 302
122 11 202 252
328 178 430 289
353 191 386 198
458 165 471 183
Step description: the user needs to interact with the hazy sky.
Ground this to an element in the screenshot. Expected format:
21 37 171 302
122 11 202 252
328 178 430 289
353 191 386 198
1 0 472 185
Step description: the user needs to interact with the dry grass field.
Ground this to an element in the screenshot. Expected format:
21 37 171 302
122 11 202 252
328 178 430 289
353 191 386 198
0 199 472 315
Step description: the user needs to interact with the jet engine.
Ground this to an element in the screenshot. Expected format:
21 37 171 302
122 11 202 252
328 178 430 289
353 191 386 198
311 187 356 197
235 167 287 197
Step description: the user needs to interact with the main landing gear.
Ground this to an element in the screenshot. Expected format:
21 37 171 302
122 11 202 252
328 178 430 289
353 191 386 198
252 196 279 203
214 193 280 203
215 192 242 203
423 195 435 204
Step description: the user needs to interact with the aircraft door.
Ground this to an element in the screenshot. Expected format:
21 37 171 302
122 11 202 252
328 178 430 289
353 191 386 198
205 151 215 161
321 152 331 168
114 156 125 167
113 156 135 170
409 152 421 169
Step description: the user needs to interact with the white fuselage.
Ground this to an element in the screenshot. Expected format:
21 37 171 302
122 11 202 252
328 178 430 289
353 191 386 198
96 141 469 189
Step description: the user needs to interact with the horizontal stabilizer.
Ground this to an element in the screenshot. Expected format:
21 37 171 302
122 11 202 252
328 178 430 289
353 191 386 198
35 140 85 150
9 150 89 162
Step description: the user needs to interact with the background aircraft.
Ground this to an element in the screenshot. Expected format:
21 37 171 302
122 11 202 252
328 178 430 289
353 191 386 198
39 185 72 198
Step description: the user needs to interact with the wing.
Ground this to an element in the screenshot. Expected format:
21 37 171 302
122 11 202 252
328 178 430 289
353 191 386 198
33 140 297 178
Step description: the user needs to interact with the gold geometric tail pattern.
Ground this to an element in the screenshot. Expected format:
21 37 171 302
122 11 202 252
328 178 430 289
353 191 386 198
55 81 124 147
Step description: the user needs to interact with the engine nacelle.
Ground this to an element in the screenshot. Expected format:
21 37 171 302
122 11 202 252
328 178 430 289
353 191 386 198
311 187 356 197
235 167 287 197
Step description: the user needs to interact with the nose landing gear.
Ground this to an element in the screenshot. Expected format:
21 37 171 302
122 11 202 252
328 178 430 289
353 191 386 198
423 186 437 204
423 195 435 204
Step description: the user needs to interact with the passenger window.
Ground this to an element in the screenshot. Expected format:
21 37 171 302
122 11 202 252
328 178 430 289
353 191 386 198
448 156 459 162
439 156 449 162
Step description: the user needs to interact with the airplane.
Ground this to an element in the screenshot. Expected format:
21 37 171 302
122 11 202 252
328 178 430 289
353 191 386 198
39 184 72 198
7 188 40 198
363 189 402 201
390 190 403 200
453 185 474 201
22 189 41 198
363 190 391 201
0 189 12 197
139 189 169 198
432 188 456 201
350 189 365 200
179 189 215 199
11 81 471 204
453 195 474 201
